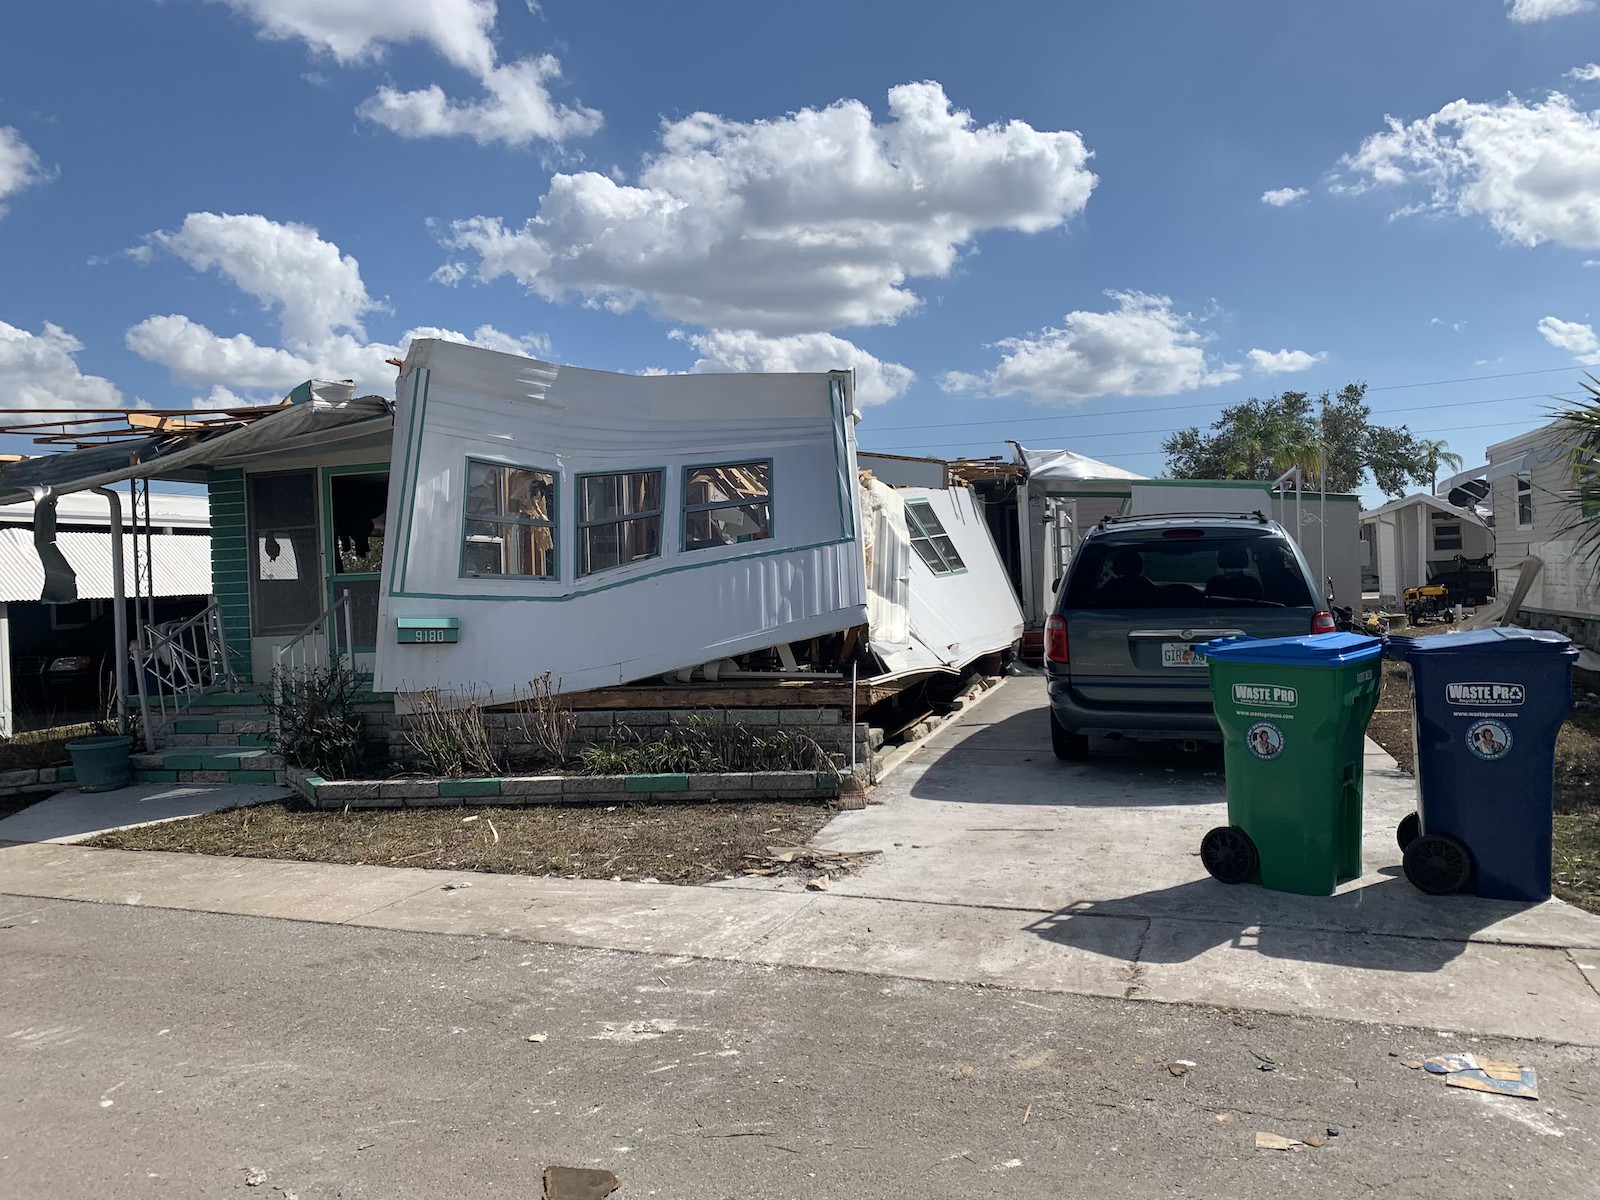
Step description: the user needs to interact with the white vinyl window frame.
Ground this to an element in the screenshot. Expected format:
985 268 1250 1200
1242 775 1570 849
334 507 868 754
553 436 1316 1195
1516 471 1534 530
576 468 665 578
903 499 967 576
460 458 559 580
682 460 773 553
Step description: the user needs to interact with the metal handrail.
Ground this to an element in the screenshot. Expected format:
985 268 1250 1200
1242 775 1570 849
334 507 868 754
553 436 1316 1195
131 598 241 748
271 591 356 706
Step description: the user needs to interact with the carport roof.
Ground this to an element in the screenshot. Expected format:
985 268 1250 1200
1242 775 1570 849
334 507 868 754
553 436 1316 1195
0 528 211 603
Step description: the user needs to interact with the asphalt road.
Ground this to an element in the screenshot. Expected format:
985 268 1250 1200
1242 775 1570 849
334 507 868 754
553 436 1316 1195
1 898 1596 1200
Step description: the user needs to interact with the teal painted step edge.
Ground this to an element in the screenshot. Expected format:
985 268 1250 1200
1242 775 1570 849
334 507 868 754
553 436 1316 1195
439 778 500 798
625 773 690 793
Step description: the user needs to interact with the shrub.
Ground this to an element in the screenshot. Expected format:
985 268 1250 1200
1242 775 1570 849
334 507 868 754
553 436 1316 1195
269 664 365 779
513 671 578 766
403 686 499 778
579 715 835 776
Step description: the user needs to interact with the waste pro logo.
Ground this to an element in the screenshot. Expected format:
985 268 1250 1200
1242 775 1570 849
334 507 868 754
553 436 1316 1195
1445 682 1525 706
1245 722 1286 761
1231 684 1298 708
1466 719 1513 761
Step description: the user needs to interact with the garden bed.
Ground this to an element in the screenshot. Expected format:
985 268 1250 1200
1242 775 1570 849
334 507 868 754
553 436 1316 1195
1365 659 1600 914
87 798 837 884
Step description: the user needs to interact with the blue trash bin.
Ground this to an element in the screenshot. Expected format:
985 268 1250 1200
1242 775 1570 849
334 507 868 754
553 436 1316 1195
1388 627 1577 901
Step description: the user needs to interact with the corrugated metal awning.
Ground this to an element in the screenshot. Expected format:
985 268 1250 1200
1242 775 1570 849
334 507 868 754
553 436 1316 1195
0 528 211 603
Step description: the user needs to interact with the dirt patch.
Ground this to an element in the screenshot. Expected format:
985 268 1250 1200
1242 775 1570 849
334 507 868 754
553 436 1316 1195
0 724 92 771
87 799 838 885
1367 662 1416 773
1365 663 1600 914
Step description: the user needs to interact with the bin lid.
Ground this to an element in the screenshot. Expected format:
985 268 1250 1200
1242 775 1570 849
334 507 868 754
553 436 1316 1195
1199 632 1382 666
1387 626 1578 659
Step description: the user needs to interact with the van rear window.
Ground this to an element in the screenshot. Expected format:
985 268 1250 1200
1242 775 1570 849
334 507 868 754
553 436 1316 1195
1063 537 1314 610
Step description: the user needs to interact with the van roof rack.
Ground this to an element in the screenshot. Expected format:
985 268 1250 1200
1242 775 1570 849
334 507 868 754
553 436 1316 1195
1095 510 1270 530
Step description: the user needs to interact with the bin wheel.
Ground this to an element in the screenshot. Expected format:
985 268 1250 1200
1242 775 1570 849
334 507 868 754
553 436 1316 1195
1050 711 1089 761
1201 825 1259 885
1403 833 1473 896
1397 812 1421 851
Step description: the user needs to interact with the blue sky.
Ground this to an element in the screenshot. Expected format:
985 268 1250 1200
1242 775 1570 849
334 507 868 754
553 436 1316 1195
3 0 1599 500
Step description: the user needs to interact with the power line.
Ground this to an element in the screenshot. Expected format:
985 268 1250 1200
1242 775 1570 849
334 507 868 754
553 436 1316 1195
860 385 1582 437
1368 364 1588 392
862 412 1559 458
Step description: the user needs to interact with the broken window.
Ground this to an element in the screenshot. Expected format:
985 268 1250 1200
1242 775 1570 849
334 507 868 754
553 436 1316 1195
578 469 663 576
463 460 558 579
683 461 772 552
904 499 966 576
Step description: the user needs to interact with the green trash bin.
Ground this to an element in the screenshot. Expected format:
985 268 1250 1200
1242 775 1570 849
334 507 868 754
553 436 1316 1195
1197 632 1384 895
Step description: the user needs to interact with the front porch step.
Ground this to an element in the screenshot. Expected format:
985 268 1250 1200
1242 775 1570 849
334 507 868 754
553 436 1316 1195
172 715 273 736
132 745 286 787
165 732 274 748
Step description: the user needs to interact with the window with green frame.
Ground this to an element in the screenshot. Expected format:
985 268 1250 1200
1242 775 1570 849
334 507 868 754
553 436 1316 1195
462 459 558 578
903 499 965 575
684 461 771 551
578 469 663 576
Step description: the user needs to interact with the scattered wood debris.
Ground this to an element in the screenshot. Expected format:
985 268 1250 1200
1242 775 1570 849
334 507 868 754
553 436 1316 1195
741 844 881 878
1422 1051 1539 1099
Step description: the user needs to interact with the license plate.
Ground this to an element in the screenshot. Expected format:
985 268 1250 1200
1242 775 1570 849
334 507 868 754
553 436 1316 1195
1161 642 1203 668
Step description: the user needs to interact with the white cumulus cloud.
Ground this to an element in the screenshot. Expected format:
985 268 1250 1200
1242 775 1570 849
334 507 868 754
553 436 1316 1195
1537 315 1600 363
1260 187 1308 207
0 320 124 409
940 291 1240 404
670 329 914 408
214 0 599 146
144 212 380 345
1247 348 1325 374
1335 90 1600 250
444 81 1097 335
0 126 53 216
128 212 551 396
359 55 601 147
1507 0 1594 21
1569 64 1600 82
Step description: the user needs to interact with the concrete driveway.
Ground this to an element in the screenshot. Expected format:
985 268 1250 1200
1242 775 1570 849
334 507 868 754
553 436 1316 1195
782 678 1600 1039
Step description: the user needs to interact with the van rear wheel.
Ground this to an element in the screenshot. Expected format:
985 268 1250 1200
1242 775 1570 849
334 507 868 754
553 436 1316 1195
1050 711 1089 761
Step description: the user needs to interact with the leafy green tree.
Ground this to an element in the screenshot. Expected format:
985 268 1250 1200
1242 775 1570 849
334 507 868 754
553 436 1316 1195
1162 383 1433 497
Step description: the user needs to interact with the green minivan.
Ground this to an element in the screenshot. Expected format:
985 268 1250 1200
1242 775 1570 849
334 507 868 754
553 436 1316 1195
1044 513 1333 760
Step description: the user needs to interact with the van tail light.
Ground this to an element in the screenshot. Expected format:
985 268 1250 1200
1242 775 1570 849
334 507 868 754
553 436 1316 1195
1045 614 1070 664
1311 611 1337 634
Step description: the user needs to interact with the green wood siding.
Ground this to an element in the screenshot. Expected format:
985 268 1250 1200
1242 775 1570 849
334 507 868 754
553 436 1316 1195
208 469 251 675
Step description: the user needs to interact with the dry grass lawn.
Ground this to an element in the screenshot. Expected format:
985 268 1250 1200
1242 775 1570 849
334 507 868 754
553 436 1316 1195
89 799 837 885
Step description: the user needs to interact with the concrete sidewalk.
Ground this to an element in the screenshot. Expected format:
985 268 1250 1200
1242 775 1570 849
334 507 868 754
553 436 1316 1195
2 678 1598 1043
0 781 286 845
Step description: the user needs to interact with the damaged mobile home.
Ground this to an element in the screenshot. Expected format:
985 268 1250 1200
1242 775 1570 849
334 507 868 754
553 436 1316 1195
0 340 1020 770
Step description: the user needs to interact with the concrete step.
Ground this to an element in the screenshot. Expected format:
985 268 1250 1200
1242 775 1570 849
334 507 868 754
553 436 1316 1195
171 716 273 736
164 732 274 748
131 745 286 787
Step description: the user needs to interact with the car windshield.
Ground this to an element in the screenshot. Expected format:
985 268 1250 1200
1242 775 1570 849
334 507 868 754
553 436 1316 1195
1063 535 1314 610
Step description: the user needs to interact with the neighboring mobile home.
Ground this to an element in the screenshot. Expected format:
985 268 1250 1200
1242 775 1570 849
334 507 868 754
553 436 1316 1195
1483 421 1600 646
1358 492 1494 610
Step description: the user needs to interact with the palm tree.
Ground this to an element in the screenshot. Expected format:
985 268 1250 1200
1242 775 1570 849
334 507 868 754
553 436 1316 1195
1551 373 1600 563
1418 437 1463 493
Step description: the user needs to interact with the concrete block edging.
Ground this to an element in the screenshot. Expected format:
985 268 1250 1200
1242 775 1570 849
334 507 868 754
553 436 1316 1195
287 767 841 809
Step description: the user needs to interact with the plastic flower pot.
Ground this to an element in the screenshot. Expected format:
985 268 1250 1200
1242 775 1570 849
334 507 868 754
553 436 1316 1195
64 735 134 793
